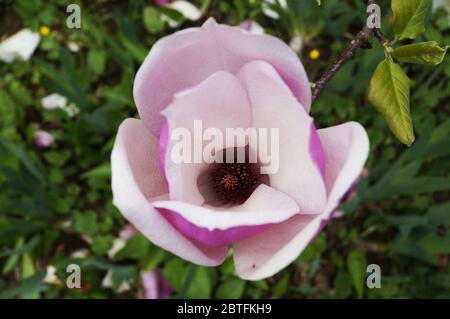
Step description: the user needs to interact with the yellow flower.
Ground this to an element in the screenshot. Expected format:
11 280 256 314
39 26 50 37
309 49 320 60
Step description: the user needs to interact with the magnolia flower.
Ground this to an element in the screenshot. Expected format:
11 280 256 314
34 129 54 148
0 29 40 63
111 20 369 280
141 269 172 299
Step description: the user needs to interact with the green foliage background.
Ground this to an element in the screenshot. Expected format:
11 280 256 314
0 0 449 298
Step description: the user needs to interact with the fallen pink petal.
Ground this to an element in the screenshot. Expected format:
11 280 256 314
141 269 172 299
34 129 55 148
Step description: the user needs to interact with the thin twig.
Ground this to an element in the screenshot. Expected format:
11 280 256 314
311 0 389 102
311 27 371 102
367 0 389 45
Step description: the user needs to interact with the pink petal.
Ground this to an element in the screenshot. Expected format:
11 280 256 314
317 122 370 219
159 120 169 181
141 271 159 299
141 269 172 299
237 61 327 214
119 224 137 241
310 123 326 179
159 209 273 247
233 121 369 280
153 184 299 246
34 129 54 148
134 19 311 136
161 71 252 205
111 118 228 266
233 214 321 280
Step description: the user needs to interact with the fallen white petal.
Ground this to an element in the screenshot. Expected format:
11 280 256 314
167 1 202 21
41 93 68 110
43 265 58 284
108 238 126 259
0 29 40 63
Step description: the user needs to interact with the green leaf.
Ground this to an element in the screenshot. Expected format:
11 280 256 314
186 266 215 299
110 265 136 289
88 49 107 75
273 274 290 298
393 41 447 65
368 57 414 146
81 163 111 179
115 234 151 260
215 279 246 299
91 235 113 255
392 0 431 40
21 253 39 299
334 272 352 298
143 6 165 34
74 211 99 235
0 272 47 299
347 251 367 298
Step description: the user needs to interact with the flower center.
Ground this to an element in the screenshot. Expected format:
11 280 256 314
211 162 260 203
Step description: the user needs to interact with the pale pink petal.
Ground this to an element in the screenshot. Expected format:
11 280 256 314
141 269 172 299
153 184 299 246
159 120 169 180
159 210 272 247
310 123 326 179
119 224 137 241
233 122 369 280
141 271 158 299
233 214 321 280
154 184 299 229
34 129 55 148
237 61 327 214
111 118 227 266
161 71 252 205
317 122 370 219
134 19 311 136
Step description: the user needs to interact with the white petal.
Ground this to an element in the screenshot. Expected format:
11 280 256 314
0 29 40 63
161 71 252 205
237 61 327 214
41 93 68 110
167 1 202 21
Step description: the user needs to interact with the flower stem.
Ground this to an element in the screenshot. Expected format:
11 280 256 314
175 264 197 299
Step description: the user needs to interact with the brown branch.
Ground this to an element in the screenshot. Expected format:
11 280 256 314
311 27 371 102
367 0 389 45
311 0 389 102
